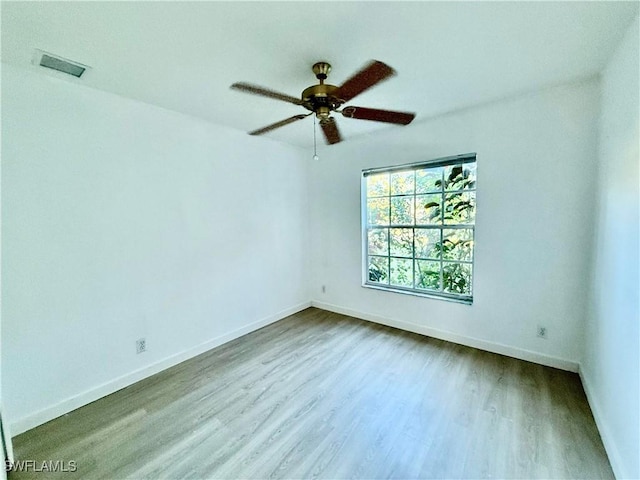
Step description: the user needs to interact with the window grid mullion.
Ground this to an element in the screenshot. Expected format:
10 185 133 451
376 224 472 229
412 170 416 289
387 188 391 285
440 169 445 292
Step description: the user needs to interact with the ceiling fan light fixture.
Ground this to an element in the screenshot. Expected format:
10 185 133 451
315 106 331 120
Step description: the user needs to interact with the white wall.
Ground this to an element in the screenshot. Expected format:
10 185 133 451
310 78 601 370
582 15 639 480
1 63 310 434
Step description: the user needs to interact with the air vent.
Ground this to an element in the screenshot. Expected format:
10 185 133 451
33 50 89 78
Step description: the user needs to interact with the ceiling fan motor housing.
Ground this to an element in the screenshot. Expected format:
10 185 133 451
301 84 343 119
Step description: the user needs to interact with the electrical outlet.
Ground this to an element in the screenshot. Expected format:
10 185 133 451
136 338 146 354
537 326 547 339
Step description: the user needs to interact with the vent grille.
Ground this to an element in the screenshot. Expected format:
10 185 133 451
33 50 89 78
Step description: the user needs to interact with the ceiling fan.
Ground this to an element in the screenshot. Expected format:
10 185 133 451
230 60 416 145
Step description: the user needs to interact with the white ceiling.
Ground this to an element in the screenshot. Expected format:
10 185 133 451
2 1 638 148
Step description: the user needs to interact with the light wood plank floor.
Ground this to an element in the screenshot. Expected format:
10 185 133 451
11 308 613 479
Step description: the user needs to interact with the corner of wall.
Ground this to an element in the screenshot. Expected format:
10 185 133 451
581 12 640 480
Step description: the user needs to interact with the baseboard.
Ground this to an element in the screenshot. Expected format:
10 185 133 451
579 366 626 480
311 301 579 373
10 301 311 436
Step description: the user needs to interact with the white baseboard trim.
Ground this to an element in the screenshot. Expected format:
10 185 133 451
10 301 311 436
578 366 626 480
311 301 579 373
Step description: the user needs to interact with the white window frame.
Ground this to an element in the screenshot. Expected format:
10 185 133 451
361 153 477 304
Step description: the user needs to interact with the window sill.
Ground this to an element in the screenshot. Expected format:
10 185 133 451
362 283 473 305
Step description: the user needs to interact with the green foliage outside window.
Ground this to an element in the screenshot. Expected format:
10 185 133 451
364 157 476 301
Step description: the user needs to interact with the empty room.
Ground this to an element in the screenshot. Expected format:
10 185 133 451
1 2 638 479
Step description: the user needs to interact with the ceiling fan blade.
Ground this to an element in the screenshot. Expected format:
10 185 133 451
333 60 396 102
231 82 303 105
320 117 342 145
341 106 415 125
249 114 310 136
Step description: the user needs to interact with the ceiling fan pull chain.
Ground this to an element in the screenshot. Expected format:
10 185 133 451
313 117 319 161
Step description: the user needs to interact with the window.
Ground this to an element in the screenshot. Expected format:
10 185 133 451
362 153 477 304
